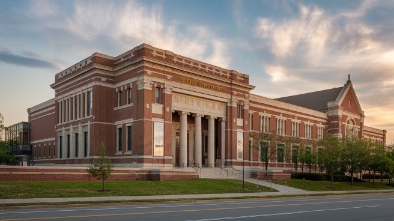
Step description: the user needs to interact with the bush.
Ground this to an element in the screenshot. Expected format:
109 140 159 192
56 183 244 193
362 174 389 179
292 173 364 182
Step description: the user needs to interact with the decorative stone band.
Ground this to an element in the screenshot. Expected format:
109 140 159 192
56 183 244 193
172 93 226 118
180 78 224 92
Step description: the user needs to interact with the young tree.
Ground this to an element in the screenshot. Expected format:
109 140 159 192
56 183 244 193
319 134 341 188
341 133 370 186
250 131 277 171
0 141 16 164
0 113 4 141
88 144 113 192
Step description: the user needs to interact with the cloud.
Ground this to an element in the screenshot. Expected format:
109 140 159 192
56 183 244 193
20 1 231 69
0 49 58 70
252 1 394 142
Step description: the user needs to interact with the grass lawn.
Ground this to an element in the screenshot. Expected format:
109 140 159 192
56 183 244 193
0 179 275 199
275 179 394 191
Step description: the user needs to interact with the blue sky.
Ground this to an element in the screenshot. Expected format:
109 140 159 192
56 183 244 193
0 0 393 143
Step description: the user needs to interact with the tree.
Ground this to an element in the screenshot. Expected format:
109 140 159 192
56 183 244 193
0 113 4 141
250 131 277 171
88 144 113 192
341 133 370 186
319 134 342 188
0 141 16 164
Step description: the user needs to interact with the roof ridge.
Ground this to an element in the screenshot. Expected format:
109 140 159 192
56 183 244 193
276 86 343 99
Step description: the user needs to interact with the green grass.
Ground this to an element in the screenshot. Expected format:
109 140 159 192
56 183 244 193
275 179 394 191
0 179 275 199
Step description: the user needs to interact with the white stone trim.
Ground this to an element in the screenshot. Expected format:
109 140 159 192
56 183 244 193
31 138 55 144
28 98 55 114
250 93 327 119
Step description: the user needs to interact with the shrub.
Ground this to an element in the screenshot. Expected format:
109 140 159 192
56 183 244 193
362 174 389 179
292 173 364 182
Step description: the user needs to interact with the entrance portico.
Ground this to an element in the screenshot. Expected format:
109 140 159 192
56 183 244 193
172 93 226 168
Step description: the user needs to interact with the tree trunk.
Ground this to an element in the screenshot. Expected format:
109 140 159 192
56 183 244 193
331 170 334 189
102 177 105 191
351 170 354 186
373 170 376 187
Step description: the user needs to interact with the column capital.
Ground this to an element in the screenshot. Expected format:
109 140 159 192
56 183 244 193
219 117 226 122
193 113 204 118
206 116 217 120
178 111 189 115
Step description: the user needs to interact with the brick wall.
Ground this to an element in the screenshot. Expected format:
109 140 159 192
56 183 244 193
0 166 198 182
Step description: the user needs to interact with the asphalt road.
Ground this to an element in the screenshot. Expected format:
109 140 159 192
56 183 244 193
1 194 394 221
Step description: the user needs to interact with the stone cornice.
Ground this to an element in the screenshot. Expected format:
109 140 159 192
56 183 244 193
27 98 55 114
249 93 327 119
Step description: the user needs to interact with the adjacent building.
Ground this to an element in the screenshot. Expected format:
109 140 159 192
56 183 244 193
4 122 31 165
27 43 387 169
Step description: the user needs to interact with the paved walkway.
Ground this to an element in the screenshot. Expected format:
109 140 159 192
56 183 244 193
1 180 393 206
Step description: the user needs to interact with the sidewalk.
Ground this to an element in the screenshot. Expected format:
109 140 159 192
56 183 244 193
1 179 393 206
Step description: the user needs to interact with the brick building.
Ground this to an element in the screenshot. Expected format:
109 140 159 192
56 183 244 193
27 43 387 169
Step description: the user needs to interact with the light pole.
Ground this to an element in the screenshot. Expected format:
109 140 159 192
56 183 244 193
242 152 245 189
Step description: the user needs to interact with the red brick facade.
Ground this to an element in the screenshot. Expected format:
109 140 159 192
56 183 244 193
27 44 386 170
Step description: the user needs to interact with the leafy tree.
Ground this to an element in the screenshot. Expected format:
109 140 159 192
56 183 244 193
318 134 342 188
291 145 300 172
88 144 113 192
0 141 16 164
0 113 4 141
341 133 370 186
250 131 277 171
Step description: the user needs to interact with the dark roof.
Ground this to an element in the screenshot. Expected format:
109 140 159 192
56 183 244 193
275 87 343 112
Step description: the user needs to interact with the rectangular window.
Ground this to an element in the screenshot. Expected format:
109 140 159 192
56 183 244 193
277 145 284 163
249 113 253 130
79 94 82 118
43 145 46 158
305 124 312 139
67 135 70 158
237 104 244 119
84 132 88 157
89 91 93 116
155 87 161 104
277 119 285 135
292 122 300 137
317 126 324 140
127 88 132 104
249 138 253 161
127 126 132 151
59 136 63 159
118 127 123 152
118 90 123 106
292 147 299 163
53 145 56 158
58 102 62 124
48 144 51 158
74 96 77 120
75 133 79 158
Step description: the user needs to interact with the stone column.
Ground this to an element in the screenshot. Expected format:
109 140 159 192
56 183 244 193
78 123 83 158
194 114 202 167
208 116 215 168
179 112 188 167
87 121 90 157
62 128 67 159
70 126 74 158
220 118 226 166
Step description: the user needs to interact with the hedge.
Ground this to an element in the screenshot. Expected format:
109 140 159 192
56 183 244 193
362 174 389 179
292 173 364 182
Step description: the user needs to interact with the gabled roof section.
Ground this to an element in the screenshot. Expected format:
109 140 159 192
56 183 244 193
275 87 343 112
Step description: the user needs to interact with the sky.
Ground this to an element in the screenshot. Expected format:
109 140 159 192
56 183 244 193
0 0 393 144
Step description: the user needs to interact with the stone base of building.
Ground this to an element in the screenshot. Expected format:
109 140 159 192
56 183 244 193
0 166 198 182
251 169 292 181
